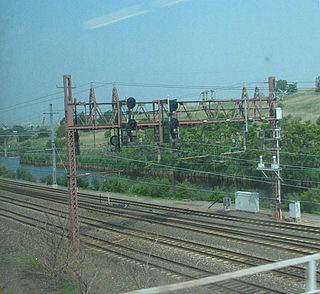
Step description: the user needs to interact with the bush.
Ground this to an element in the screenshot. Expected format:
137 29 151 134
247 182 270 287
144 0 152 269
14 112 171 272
16 167 36 182
77 176 89 189
55 124 65 138
40 174 53 185
300 189 320 213
57 176 67 186
91 176 101 190
130 183 151 196
0 165 16 179
100 178 129 193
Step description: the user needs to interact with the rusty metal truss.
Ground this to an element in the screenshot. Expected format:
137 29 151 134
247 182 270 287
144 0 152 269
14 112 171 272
67 77 277 144
63 75 279 245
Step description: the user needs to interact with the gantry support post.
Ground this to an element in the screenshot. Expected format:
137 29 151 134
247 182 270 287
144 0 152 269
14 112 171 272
268 76 282 220
63 74 80 247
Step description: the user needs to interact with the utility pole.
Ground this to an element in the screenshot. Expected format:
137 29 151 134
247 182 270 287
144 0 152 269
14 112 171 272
44 104 58 187
49 104 58 187
257 77 282 220
62 75 80 247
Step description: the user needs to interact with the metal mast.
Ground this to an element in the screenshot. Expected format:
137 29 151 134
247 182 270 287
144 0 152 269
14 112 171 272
63 75 80 246
49 104 57 186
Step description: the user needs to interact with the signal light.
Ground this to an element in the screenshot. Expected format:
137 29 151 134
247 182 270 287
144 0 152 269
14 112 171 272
170 118 179 129
169 99 178 113
127 119 137 131
110 135 119 146
127 97 136 109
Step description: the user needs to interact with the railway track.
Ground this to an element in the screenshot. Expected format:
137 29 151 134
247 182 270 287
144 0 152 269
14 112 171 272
0 196 288 294
1 177 320 236
1 178 320 256
1 188 320 284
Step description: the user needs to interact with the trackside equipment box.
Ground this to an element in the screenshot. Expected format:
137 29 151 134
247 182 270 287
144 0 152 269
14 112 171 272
235 191 259 213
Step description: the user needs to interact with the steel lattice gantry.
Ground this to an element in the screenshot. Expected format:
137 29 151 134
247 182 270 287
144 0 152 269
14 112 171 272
63 75 278 245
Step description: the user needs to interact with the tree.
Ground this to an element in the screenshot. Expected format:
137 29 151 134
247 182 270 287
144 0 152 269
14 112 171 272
276 80 288 93
55 124 66 138
287 83 298 94
276 80 297 94
315 76 320 92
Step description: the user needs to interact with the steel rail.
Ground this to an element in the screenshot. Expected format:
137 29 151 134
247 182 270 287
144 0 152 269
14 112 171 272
0 202 286 294
0 193 318 282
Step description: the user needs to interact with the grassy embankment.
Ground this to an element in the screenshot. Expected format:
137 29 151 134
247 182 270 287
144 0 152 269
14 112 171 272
282 89 320 123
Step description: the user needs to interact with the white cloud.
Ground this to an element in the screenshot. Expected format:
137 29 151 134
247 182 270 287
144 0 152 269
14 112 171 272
154 0 189 8
83 5 149 29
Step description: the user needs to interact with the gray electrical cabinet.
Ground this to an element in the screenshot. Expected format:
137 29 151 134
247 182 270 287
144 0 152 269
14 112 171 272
235 191 259 213
289 201 301 221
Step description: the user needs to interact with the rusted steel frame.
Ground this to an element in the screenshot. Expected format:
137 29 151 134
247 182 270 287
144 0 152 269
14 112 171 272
63 74 80 247
218 102 230 119
178 116 275 126
88 87 98 126
175 103 193 120
139 105 152 121
158 100 163 143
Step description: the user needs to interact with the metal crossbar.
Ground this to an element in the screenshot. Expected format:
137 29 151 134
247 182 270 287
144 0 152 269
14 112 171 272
124 253 320 294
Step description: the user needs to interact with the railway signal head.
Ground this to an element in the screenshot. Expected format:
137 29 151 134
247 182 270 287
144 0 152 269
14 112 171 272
126 97 136 110
169 99 178 113
127 119 137 131
170 118 179 139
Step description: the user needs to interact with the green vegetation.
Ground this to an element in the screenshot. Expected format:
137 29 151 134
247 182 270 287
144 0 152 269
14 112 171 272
276 79 298 94
0 165 36 182
315 76 320 92
283 89 320 123
100 176 216 201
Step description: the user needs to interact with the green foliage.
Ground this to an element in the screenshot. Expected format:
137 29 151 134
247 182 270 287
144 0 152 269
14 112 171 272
37 128 50 138
315 76 320 92
16 167 36 182
19 140 32 152
12 125 25 132
100 177 129 193
286 83 297 94
46 138 65 149
77 176 89 189
276 80 297 94
55 124 66 138
0 165 16 179
210 186 225 203
40 174 53 185
91 176 101 190
276 80 288 93
300 189 320 213
316 116 320 126
57 176 67 186
104 130 111 139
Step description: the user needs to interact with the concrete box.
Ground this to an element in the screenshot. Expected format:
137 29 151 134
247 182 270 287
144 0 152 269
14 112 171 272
235 191 259 213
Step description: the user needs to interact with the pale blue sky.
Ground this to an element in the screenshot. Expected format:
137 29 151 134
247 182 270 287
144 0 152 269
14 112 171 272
0 0 319 126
